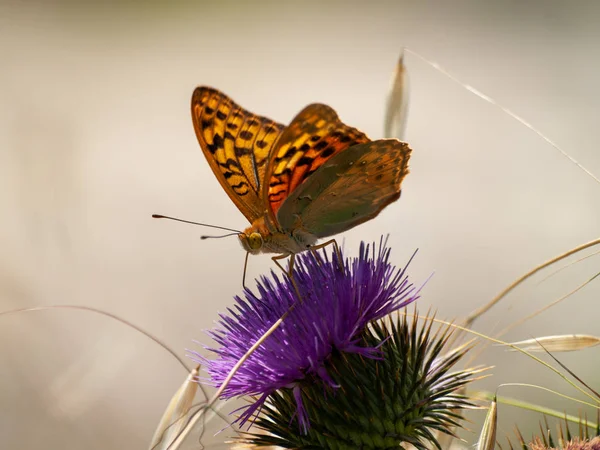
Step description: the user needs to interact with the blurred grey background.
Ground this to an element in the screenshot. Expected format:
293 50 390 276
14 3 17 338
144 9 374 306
1 1 599 449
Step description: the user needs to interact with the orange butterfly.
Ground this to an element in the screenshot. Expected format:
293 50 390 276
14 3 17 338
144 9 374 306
187 87 411 278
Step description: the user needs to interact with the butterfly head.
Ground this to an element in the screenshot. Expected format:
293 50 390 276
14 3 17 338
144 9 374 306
239 231 264 254
238 217 280 254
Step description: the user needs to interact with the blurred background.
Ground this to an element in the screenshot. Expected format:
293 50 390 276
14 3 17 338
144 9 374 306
1 1 599 448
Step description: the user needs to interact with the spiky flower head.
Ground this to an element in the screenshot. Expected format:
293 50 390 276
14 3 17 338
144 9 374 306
198 239 478 449
197 239 418 428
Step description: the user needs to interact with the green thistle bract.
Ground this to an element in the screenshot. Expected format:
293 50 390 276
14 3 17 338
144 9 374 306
239 313 477 450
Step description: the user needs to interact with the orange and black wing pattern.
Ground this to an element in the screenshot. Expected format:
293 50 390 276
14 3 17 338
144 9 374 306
191 87 285 222
263 104 370 218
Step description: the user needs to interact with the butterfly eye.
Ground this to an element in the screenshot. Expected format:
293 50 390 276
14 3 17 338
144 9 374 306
248 232 263 250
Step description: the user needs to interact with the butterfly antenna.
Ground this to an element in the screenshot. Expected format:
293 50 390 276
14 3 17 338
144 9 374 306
152 214 242 234
200 232 239 240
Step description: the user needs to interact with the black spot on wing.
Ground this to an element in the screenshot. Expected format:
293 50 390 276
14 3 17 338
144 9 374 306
235 146 252 157
321 147 335 158
297 156 313 166
268 189 286 201
314 141 328 151
269 179 285 187
275 146 297 163
239 130 253 140
213 133 224 150
218 158 242 173
231 181 250 196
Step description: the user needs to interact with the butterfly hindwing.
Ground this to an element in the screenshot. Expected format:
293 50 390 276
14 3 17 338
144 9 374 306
276 139 412 238
191 87 285 222
264 104 370 220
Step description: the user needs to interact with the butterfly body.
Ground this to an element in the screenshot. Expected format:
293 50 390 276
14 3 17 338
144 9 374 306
191 87 412 257
240 216 318 255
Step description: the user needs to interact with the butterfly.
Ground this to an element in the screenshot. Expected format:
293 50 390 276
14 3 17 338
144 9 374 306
190 86 412 278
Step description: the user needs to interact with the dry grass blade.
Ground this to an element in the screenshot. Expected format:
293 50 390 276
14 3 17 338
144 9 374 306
404 312 600 403
536 341 600 399
384 50 409 140
497 271 600 338
536 248 600 285
466 264 600 365
403 48 600 185
149 366 200 450
0 305 190 371
476 390 599 427
479 383 600 410
463 238 600 328
507 335 600 353
477 397 498 450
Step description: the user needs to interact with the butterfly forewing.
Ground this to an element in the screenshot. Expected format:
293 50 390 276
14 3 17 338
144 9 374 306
264 104 370 220
276 139 412 238
191 87 285 222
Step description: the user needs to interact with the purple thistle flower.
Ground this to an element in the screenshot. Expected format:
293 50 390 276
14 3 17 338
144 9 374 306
194 238 419 429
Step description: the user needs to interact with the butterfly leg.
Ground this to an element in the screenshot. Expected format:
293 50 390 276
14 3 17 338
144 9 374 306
271 253 302 301
308 239 344 273
271 253 290 274
241 251 250 290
